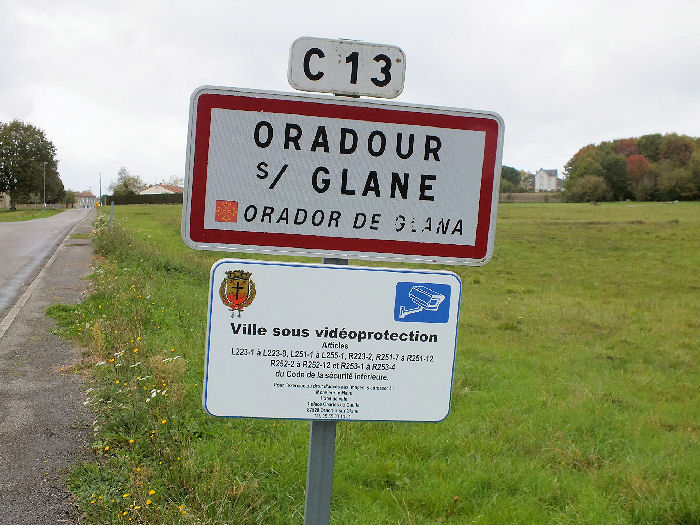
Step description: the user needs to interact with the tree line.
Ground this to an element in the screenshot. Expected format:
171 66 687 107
499 166 533 193
563 133 700 202
107 167 183 197
0 120 65 210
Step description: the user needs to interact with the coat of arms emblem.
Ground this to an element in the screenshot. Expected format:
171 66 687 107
219 270 256 317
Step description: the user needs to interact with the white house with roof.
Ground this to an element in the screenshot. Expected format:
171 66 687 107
74 191 97 207
534 169 561 192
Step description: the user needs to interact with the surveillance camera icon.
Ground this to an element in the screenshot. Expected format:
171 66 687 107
399 286 445 319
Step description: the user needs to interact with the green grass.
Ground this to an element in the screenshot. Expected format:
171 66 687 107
0 207 64 221
48 202 699 524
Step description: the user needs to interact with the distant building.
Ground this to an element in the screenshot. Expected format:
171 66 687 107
75 191 98 208
534 169 561 192
0 192 9 208
139 184 184 195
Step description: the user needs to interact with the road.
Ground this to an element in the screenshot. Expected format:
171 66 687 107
0 208 93 318
0 209 95 524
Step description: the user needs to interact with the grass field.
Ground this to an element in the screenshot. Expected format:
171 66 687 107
48 202 699 524
0 208 64 221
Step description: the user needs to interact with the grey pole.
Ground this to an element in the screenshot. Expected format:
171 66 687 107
43 162 47 208
304 420 337 525
304 257 347 525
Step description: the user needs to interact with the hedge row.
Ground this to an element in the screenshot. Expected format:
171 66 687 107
103 193 183 205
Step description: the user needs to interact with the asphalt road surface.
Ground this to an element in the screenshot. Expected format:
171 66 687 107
0 209 95 524
0 209 93 318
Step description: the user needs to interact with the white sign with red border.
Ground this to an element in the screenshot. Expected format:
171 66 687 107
182 86 504 265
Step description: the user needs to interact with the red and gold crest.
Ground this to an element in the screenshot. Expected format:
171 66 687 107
219 270 256 316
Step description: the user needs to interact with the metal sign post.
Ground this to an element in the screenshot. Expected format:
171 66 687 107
304 257 346 525
304 420 337 525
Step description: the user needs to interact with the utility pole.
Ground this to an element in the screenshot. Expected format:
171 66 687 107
43 161 47 208
99 172 102 206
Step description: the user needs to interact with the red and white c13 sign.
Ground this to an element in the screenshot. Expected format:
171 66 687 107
182 86 504 265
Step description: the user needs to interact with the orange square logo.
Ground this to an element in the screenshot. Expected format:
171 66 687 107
215 200 238 222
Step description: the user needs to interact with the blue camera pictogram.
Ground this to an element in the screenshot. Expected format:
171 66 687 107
394 282 451 323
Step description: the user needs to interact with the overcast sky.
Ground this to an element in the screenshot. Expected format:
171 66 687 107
1 0 698 194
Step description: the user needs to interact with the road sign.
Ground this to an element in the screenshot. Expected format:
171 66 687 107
288 37 406 99
203 259 461 422
182 86 504 265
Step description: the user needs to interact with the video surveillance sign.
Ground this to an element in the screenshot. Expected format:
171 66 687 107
203 259 461 422
182 86 504 265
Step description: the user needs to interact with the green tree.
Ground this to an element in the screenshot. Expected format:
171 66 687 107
658 167 697 200
660 133 694 166
500 166 521 188
631 173 657 201
499 179 519 193
601 154 629 200
62 190 76 207
564 145 596 175
637 134 663 161
0 120 63 210
567 175 612 202
564 153 604 193
520 171 534 191
596 140 617 158
689 150 700 189
108 167 146 196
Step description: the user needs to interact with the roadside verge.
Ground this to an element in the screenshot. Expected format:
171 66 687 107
0 211 95 524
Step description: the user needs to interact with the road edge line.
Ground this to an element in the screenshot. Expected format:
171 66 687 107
0 210 95 340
